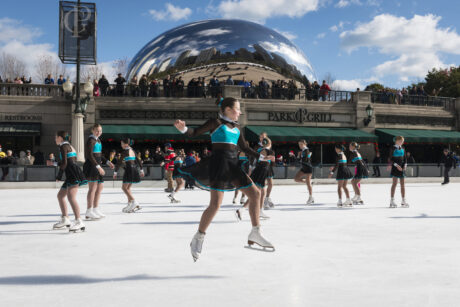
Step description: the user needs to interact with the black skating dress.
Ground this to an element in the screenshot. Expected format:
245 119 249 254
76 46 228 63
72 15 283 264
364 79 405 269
299 146 313 174
331 151 353 181
83 135 106 183
250 147 275 188
115 147 143 184
172 156 183 179
238 152 250 174
178 115 260 192
390 145 407 178
350 150 369 179
56 141 87 189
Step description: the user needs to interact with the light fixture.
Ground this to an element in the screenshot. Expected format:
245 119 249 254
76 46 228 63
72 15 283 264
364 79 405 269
363 104 374 126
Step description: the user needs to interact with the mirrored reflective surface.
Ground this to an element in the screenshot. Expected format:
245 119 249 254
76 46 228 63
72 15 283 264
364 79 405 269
126 19 316 82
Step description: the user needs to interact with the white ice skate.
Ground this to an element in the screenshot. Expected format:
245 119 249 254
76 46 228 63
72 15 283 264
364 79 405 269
240 194 246 205
266 197 275 208
337 199 343 208
190 231 205 262
125 200 141 213
353 195 364 205
389 199 397 208
168 194 181 203
401 199 409 208
53 216 71 230
260 209 270 220
85 208 101 220
246 226 275 251
69 218 85 233
122 201 131 213
263 198 271 210
306 195 314 205
343 198 353 207
93 207 106 218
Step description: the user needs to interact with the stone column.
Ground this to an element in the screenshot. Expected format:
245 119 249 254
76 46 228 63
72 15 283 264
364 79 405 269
71 113 85 162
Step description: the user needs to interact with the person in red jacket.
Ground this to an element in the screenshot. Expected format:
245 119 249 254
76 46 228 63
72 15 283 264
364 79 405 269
163 143 176 192
319 80 331 101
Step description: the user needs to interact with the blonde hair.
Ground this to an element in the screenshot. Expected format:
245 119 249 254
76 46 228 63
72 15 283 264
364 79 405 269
395 136 404 142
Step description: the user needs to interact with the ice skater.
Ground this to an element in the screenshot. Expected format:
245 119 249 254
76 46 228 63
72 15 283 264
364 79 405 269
257 132 275 209
439 148 457 185
232 151 249 205
83 124 114 220
349 142 369 205
329 144 353 207
236 138 274 221
113 138 144 213
294 139 314 205
174 97 275 261
53 131 88 232
389 136 409 208
168 154 185 203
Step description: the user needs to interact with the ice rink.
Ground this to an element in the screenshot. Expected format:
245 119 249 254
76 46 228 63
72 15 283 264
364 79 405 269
1 183 459 307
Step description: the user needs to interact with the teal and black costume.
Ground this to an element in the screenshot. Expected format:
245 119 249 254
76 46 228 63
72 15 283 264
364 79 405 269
299 147 313 174
238 153 249 174
250 148 274 188
56 141 87 189
390 145 407 178
350 150 369 179
331 151 353 181
83 135 106 183
172 157 183 179
115 147 143 184
178 115 260 191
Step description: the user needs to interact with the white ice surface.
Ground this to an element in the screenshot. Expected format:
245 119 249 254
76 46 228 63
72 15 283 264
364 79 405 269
1 183 460 307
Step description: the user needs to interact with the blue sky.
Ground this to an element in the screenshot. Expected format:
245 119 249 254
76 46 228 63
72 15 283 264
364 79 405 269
1 0 459 90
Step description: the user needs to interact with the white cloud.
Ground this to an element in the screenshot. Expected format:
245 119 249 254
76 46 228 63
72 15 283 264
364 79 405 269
340 14 460 81
335 0 379 8
316 32 326 39
196 28 231 36
330 21 345 32
0 18 42 44
274 29 298 40
332 79 364 91
216 0 319 23
149 3 192 21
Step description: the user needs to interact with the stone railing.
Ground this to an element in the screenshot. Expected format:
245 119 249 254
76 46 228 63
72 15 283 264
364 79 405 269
0 83 64 97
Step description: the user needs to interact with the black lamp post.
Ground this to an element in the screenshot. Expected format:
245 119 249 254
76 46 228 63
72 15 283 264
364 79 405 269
363 104 374 126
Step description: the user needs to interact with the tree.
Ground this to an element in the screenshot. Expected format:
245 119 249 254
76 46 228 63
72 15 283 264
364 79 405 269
424 66 460 97
82 64 105 82
112 57 129 78
322 72 335 87
364 83 385 92
0 52 27 80
34 55 67 83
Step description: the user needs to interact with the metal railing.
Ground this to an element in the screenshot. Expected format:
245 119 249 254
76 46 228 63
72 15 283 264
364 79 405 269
0 164 456 182
0 83 65 96
371 92 456 110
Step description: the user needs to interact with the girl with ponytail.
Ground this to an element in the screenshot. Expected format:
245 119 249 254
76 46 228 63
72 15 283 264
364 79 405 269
113 137 144 213
329 144 353 207
349 142 369 205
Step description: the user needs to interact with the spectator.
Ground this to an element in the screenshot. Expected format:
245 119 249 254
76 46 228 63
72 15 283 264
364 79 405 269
142 149 153 164
129 75 139 97
209 75 220 98
258 77 269 99
287 150 297 165
147 79 158 97
25 150 35 165
239 77 250 98
275 154 284 166
184 150 197 189
46 153 57 166
14 77 23 84
98 75 109 96
1 149 15 181
57 75 66 85
33 148 45 165
163 75 171 97
319 80 331 101
199 77 207 98
44 74 54 85
93 79 100 97
406 152 415 164
114 73 126 96
108 150 118 165
139 74 149 97
116 152 122 163
153 146 164 164
312 81 320 101
225 76 234 85
202 147 212 158
372 151 381 177
176 76 185 97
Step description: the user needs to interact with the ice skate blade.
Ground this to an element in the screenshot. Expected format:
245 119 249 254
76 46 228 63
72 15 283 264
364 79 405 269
52 225 70 230
401 205 409 208
235 210 242 221
85 216 100 221
69 227 85 233
245 241 275 252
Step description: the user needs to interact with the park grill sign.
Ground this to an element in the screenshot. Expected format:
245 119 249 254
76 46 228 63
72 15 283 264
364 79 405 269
268 108 332 123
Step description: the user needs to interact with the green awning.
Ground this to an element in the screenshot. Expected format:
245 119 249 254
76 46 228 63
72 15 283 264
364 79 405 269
245 126 377 142
0 122 41 135
375 129 460 143
102 125 209 141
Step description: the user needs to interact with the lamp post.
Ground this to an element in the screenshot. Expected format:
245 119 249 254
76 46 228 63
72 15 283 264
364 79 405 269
63 78 93 162
363 104 374 126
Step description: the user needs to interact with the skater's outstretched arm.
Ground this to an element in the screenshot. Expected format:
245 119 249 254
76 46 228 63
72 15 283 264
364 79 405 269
175 118 219 137
237 131 260 159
